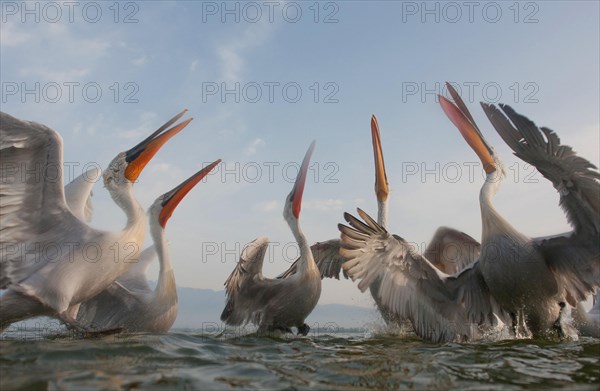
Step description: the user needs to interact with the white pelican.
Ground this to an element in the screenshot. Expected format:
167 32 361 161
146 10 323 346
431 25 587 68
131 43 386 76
339 97 599 341
221 142 321 336
75 160 221 332
0 110 191 332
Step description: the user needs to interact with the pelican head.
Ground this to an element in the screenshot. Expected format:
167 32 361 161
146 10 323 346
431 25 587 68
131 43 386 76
103 109 192 192
438 95 505 183
283 140 316 224
147 159 222 232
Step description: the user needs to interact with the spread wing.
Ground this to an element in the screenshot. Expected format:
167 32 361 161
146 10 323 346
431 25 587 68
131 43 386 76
276 239 348 280
0 111 85 289
482 103 600 305
423 227 480 274
339 208 504 342
64 167 101 223
221 237 288 326
483 103 600 238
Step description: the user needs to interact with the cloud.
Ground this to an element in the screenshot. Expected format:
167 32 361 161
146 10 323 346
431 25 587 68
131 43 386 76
0 22 31 47
255 200 280 212
118 111 158 141
216 20 274 82
303 199 345 211
190 59 199 71
19 67 90 83
132 55 147 66
244 138 266 156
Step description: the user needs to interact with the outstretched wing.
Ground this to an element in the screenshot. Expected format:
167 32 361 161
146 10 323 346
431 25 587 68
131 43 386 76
221 237 287 326
424 227 480 274
64 167 101 223
482 103 600 305
0 112 84 289
482 103 600 238
339 208 502 342
277 239 348 280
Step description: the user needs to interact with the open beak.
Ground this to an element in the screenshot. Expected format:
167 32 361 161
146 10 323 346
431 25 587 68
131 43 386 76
371 115 389 202
124 109 192 181
290 141 316 219
158 159 221 228
439 95 496 174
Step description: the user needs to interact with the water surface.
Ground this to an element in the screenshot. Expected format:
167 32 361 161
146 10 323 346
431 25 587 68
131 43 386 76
1 328 598 390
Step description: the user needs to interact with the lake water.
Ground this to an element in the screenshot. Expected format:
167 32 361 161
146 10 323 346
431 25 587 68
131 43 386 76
1 326 599 390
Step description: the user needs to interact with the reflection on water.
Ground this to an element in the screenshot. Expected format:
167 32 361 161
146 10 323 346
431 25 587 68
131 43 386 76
1 326 599 390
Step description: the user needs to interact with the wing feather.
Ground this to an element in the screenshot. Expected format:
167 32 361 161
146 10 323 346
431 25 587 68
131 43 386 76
0 112 82 289
339 209 501 342
64 167 101 223
482 103 600 237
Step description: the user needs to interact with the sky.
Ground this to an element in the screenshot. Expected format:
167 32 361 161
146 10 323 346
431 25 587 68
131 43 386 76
1 1 599 309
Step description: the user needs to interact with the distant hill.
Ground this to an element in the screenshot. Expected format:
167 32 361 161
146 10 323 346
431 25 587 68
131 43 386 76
174 286 377 330
1 285 379 335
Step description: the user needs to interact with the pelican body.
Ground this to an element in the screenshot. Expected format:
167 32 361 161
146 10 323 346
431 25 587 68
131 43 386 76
221 142 320 335
76 160 221 332
0 110 191 332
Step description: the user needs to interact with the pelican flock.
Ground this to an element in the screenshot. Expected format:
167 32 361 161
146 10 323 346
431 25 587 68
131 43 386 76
1 110 192 333
76 160 221 332
0 85 598 341
338 85 599 341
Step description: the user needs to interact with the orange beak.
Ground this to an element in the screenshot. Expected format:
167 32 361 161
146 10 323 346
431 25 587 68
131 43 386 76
124 109 192 181
290 141 316 219
439 96 496 174
158 159 221 228
371 115 389 202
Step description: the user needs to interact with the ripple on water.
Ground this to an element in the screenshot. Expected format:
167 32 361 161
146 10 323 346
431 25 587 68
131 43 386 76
0 329 599 390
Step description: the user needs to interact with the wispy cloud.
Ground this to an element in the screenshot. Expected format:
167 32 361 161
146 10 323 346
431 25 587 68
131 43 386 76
255 200 280 212
132 55 147 66
118 111 158 140
245 138 266 156
303 199 345 211
0 21 31 47
216 21 274 82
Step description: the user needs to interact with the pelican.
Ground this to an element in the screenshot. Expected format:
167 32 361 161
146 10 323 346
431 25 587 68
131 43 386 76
304 115 481 329
0 110 191 332
221 142 321 336
75 160 221 332
479 101 600 338
339 94 599 341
